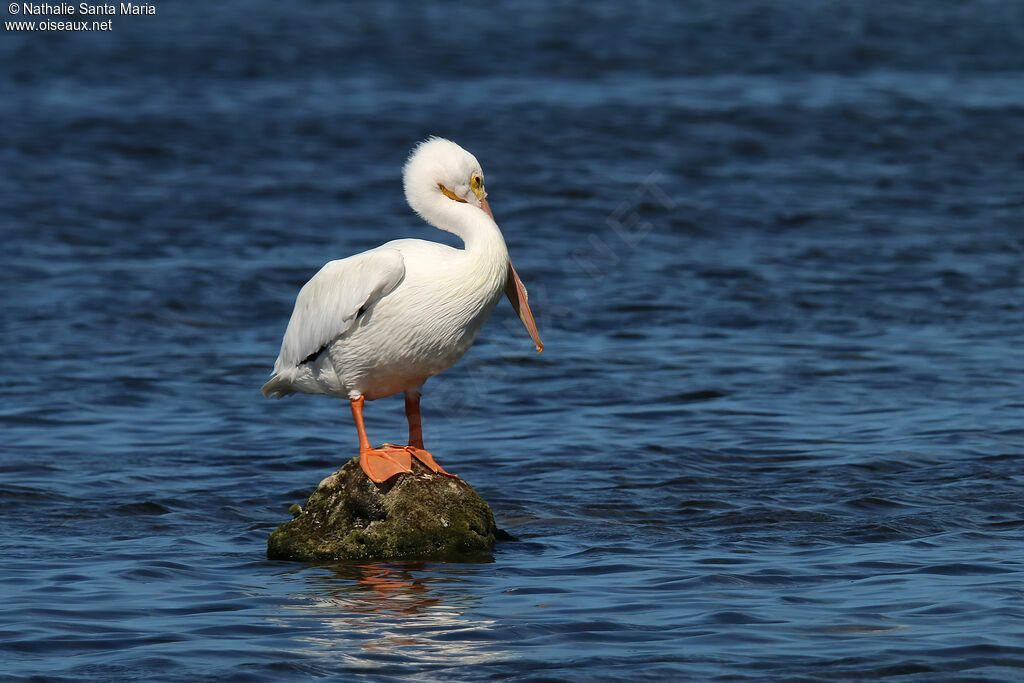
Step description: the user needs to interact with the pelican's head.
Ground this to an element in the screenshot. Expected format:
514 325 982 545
403 137 490 220
402 136 544 354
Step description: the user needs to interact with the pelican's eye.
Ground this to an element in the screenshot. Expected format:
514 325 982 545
471 174 483 189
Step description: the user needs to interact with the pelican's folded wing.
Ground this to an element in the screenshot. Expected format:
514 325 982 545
272 248 406 373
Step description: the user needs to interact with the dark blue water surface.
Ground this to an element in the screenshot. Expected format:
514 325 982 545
3 1 1024 680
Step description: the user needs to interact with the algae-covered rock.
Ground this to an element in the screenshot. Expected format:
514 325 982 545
267 456 499 562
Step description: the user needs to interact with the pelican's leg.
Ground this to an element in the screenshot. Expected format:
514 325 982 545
350 396 412 483
398 389 457 478
405 389 427 450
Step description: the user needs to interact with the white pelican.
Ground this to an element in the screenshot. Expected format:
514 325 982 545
262 137 543 483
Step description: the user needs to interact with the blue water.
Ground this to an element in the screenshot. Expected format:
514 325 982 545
3 1 1024 679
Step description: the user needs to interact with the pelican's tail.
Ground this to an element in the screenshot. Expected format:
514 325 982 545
261 374 295 399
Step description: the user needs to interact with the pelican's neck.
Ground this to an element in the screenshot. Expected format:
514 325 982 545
419 195 506 254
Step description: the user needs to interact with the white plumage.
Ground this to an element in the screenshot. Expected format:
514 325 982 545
261 137 542 483
271 248 406 376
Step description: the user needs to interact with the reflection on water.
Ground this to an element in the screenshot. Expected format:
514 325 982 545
281 564 505 670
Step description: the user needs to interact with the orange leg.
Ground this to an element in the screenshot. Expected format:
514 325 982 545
405 390 426 450
392 389 457 478
350 396 412 483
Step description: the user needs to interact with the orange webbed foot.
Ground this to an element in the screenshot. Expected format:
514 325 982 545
412 448 458 478
358 446 413 483
383 444 458 478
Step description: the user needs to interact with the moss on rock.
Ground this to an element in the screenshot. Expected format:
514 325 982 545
267 456 499 562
